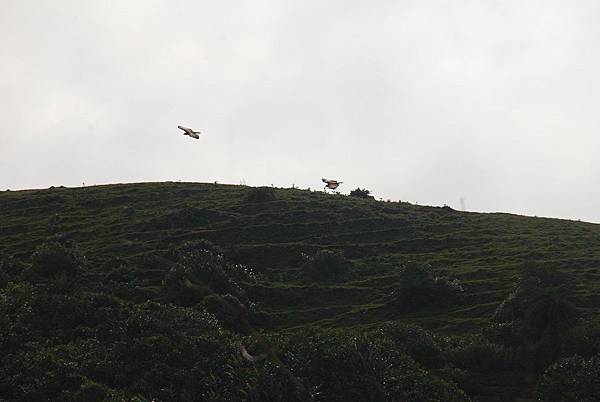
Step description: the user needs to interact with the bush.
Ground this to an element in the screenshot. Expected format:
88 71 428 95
491 266 578 376
0 346 81 401
72 380 109 402
245 187 276 203
447 337 513 372
349 188 374 199
0 254 20 277
282 330 470 401
494 266 577 333
537 354 600 401
300 250 353 282
202 293 252 334
0 296 252 402
388 262 464 312
30 242 85 278
561 322 600 359
377 322 444 367
162 245 249 307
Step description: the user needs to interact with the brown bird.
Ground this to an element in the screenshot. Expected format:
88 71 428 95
322 178 342 191
177 125 201 139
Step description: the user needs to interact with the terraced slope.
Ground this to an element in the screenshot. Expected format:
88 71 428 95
2 182 599 335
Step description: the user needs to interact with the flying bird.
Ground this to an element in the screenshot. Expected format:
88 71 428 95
178 125 201 139
322 178 343 190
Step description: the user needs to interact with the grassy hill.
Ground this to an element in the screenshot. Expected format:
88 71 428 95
2 182 600 401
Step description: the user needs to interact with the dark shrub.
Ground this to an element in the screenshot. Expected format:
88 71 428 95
163 246 249 307
492 266 578 376
0 347 81 401
0 255 20 277
72 380 109 402
349 188 374 199
283 330 469 402
245 187 276 203
202 293 251 334
537 354 600 401
30 242 85 278
0 296 253 402
300 250 353 282
377 322 444 367
447 337 513 372
494 267 577 332
561 322 600 359
483 321 523 350
389 262 463 312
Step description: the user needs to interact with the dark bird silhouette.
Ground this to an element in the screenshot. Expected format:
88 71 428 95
178 125 201 139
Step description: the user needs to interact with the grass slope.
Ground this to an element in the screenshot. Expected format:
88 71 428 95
2 182 600 401
1 181 598 334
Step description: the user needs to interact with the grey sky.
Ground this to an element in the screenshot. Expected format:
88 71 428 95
2 1 600 222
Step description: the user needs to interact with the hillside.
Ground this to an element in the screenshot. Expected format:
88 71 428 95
1 182 600 401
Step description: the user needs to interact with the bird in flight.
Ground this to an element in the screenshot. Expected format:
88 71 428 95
178 125 201 139
322 178 343 191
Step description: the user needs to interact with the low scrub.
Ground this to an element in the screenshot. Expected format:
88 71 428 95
447 337 514 372
537 354 600 401
349 188 374 199
29 241 86 278
388 262 464 312
162 243 250 307
376 322 444 367
281 330 470 402
300 250 354 282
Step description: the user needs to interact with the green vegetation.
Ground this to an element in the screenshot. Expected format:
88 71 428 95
1 182 600 400
349 188 374 199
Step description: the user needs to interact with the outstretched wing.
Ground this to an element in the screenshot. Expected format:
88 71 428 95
178 125 194 135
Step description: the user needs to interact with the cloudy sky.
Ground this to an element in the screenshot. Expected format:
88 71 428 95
2 1 600 221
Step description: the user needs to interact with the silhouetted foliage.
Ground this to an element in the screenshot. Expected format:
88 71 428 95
300 250 354 282
377 322 444 367
163 245 249 307
281 330 470 401
537 354 600 401
0 284 254 402
30 241 85 278
389 262 464 312
349 188 374 199
494 266 577 332
447 337 513 372
491 265 578 376
202 293 251 334
561 322 600 359
0 255 20 278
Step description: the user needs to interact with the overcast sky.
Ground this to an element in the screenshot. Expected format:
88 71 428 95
2 1 600 222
